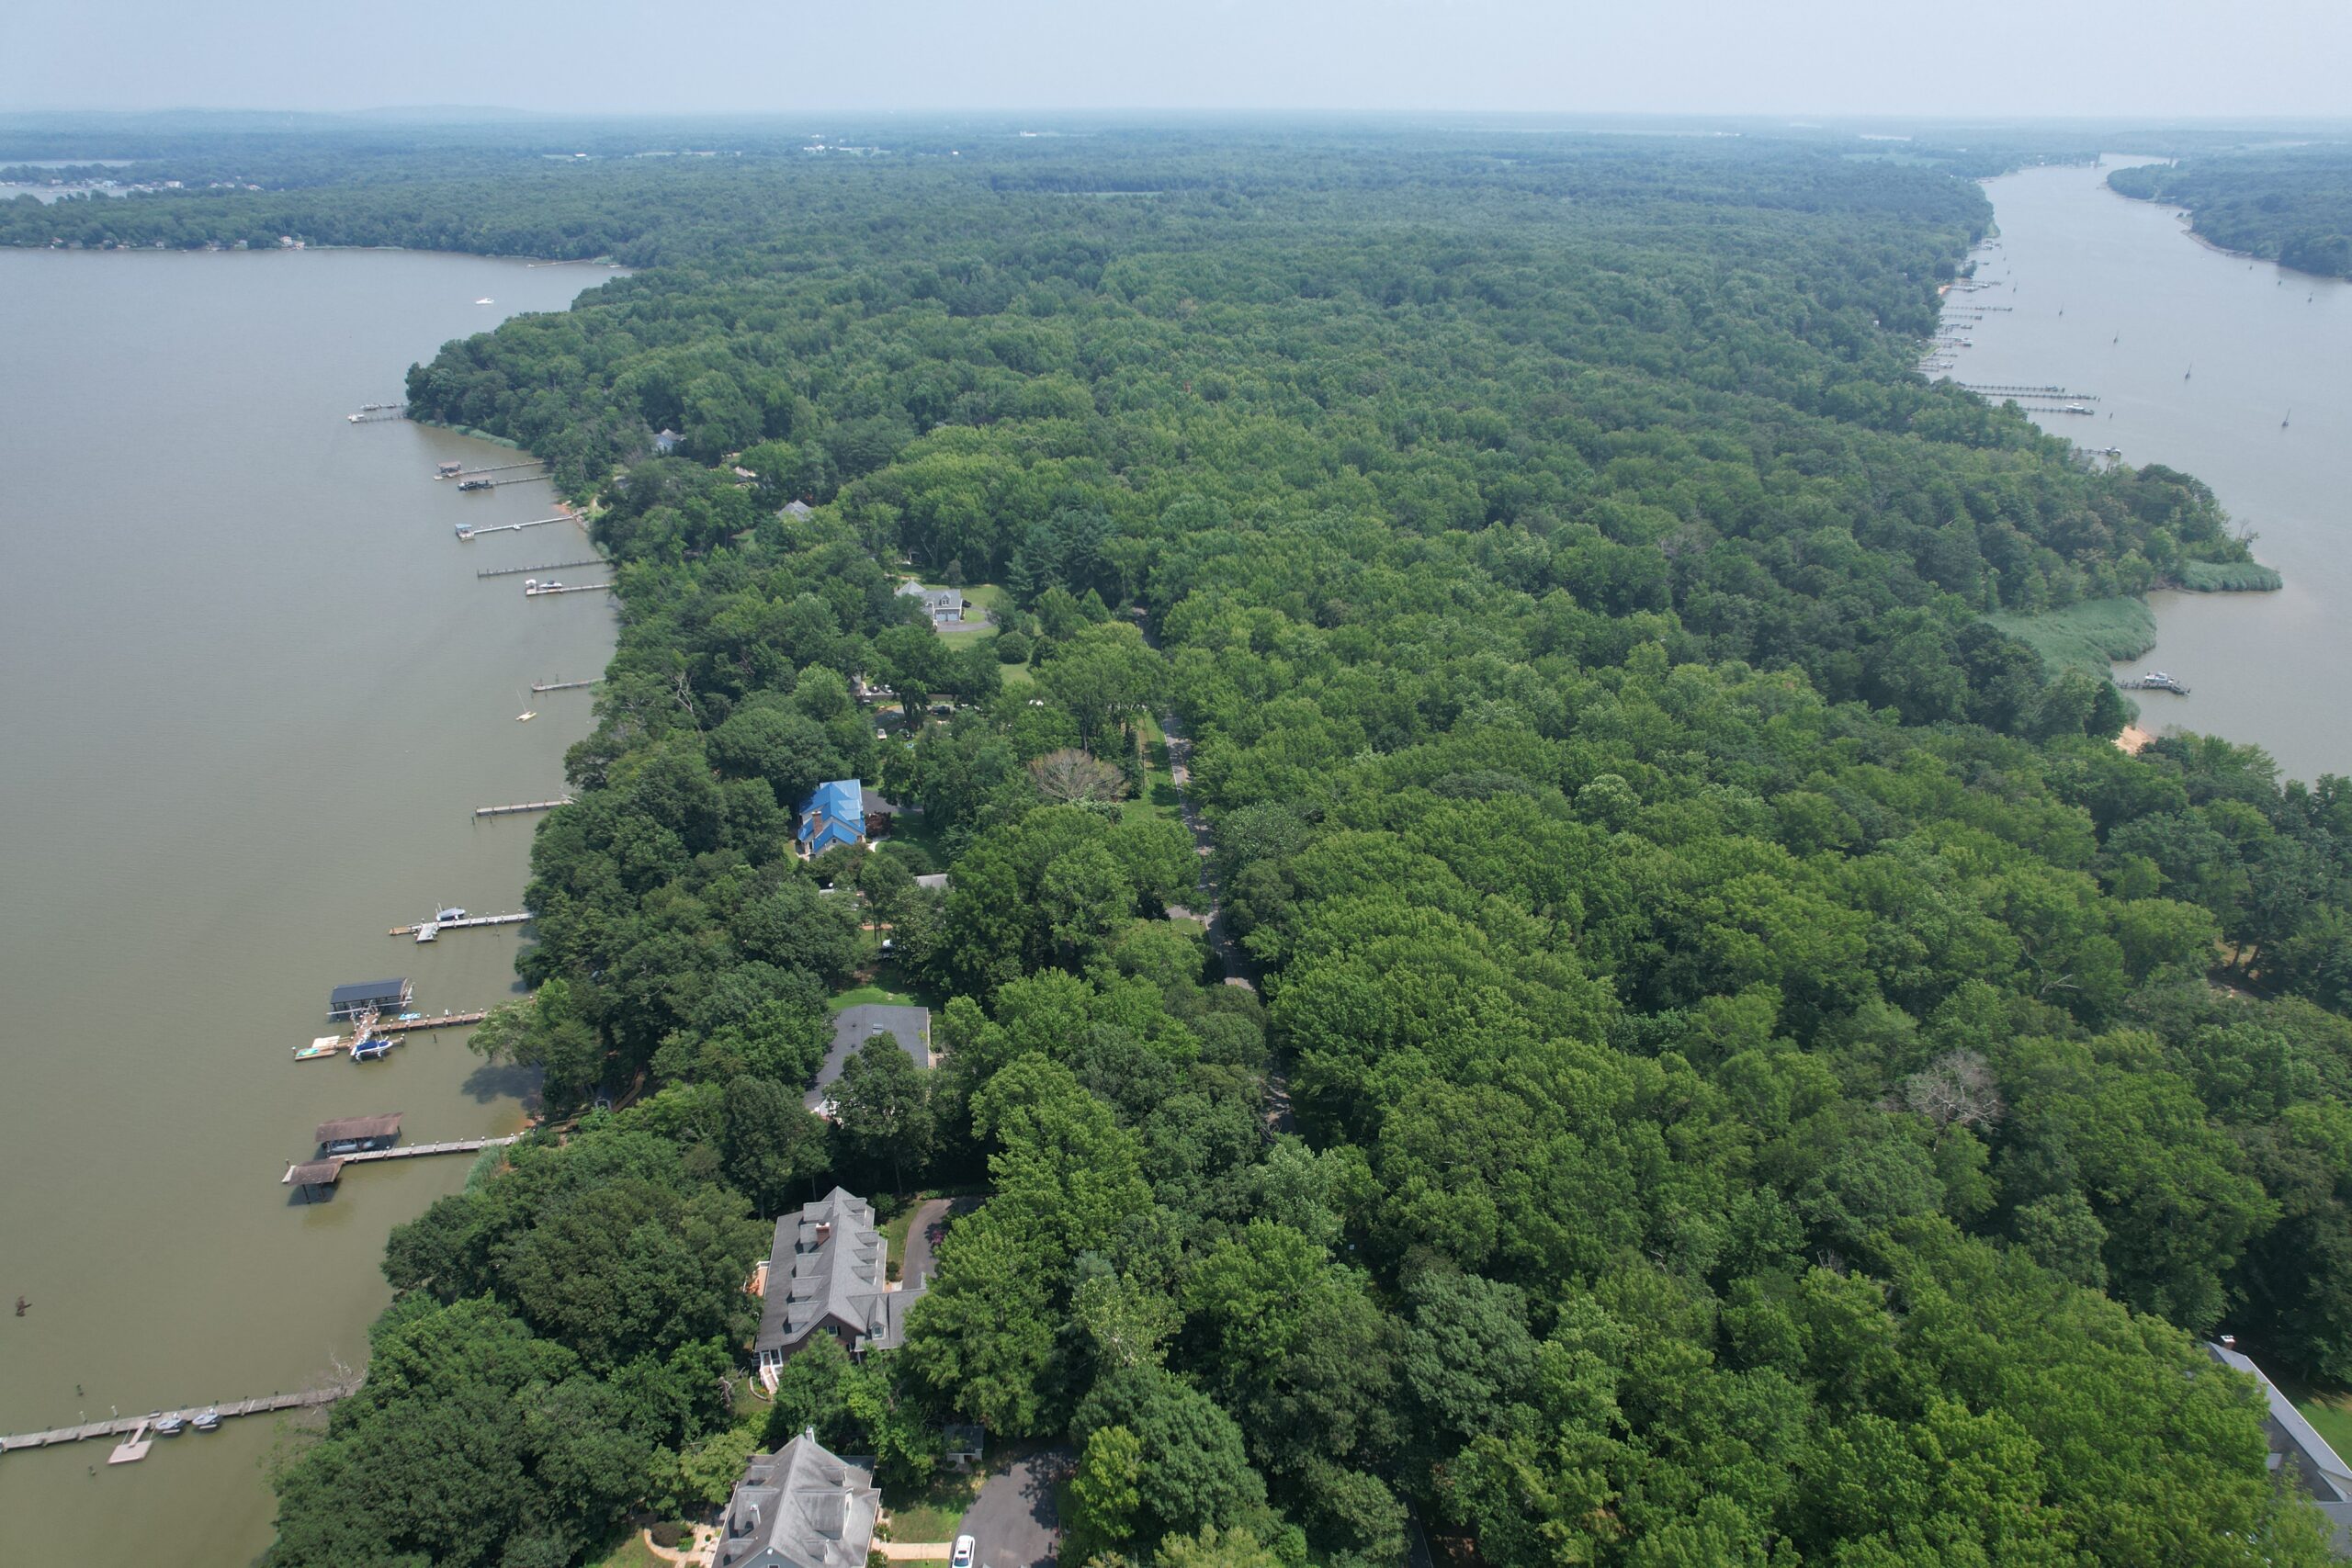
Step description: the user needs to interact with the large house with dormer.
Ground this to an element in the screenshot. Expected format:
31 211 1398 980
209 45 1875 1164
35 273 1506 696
752 1188 928 1389
715 1429 880 1568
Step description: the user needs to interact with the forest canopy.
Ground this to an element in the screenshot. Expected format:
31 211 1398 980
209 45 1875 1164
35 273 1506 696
53 120 2352 1567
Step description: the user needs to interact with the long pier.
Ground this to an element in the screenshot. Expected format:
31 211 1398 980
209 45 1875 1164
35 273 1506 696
340 1133 521 1166
283 1134 520 1184
457 515 573 541
1952 382 2101 401
376 1010 490 1032
474 798 571 817
478 559 602 580
525 581 614 597
0 1383 357 1455
440 461 545 480
529 678 600 693
389 911 532 936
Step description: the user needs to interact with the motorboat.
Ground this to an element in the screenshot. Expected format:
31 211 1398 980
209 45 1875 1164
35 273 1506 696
352 1035 396 1063
192 1408 221 1433
153 1413 186 1437
436 908 467 922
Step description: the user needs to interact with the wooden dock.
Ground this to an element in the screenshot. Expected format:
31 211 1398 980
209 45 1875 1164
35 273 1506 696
389 911 532 935
475 798 571 817
0 1383 357 1456
529 677 601 692
339 1133 521 1167
376 1010 490 1032
439 460 545 480
478 560 602 580
457 514 573 541
524 581 614 597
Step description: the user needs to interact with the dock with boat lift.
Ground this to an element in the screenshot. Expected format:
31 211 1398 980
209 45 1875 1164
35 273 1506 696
389 911 532 937
524 581 614 597
438 460 546 480
345 403 405 423
282 1133 521 1187
0 1383 358 1458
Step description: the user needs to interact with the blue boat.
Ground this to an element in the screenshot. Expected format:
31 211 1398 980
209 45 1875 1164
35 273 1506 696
351 1034 396 1063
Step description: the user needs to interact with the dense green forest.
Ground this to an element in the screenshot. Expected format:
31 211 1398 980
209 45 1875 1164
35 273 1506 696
2109 149 2352 277
40 121 2352 1566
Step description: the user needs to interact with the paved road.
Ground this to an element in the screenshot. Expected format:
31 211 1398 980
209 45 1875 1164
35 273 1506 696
963 1449 1072 1568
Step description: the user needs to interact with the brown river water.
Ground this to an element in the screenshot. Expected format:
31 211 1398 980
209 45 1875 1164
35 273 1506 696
0 249 616 1565
1939 159 2352 782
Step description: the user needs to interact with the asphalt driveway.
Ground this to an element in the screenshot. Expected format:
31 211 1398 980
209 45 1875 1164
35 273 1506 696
962 1449 1072 1568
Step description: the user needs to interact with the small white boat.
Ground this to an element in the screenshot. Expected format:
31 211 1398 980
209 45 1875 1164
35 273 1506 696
516 710 537 723
192 1408 221 1433
475 297 493 305
153 1413 186 1437
437 908 466 922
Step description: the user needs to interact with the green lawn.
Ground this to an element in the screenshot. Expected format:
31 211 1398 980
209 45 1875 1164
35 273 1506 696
2298 1388 2352 1460
829 980 928 1011
1125 713 1184 825
587 1531 668 1568
884 1468 984 1542
1001 660 1035 688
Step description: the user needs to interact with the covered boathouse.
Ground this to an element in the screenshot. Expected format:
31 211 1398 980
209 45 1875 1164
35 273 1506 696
315 1112 402 1155
328 978 412 1020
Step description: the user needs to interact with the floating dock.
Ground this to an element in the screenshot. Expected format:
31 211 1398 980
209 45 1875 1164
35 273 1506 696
524 581 614 597
529 677 601 692
345 405 405 423
0 1384 358 1456
2118 674 2191 695
389 911 532 936
293 1010 492 1064
474 799 571 818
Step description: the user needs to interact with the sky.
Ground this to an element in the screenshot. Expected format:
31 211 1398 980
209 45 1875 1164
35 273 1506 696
6 0 2350 120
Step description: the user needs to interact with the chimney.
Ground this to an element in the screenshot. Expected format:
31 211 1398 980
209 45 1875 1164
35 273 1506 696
814 1221 833 1245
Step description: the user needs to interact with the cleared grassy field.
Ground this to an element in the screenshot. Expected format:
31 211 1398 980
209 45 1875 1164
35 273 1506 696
1986 596 2157 675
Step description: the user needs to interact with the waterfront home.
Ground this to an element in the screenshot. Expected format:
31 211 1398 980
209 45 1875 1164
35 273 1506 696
652 427 684 455
716 1429 879 1568
752 1188 928 1388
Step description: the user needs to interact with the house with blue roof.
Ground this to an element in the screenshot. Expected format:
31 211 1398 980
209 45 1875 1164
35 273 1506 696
797 780 867 857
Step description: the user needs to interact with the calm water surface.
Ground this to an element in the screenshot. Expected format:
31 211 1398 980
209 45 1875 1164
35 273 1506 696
0 250 617 1565
1939 160 2352 781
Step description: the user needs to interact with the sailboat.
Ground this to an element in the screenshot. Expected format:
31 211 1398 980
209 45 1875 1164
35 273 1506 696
2282 411 2291 430
2184 366 2193 381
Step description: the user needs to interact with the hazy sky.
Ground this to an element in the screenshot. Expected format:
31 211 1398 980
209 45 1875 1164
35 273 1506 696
7 0 2349 119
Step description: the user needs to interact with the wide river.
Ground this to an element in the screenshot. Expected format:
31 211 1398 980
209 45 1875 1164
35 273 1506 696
1939 160 2352 782
0 250 616 1565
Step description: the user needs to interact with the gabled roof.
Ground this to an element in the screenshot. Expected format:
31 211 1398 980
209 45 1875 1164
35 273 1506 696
329 979 408 1007
716 1432 879 1568
797 780 867 852
2210 1342 2352 1551
753 1187 927 1357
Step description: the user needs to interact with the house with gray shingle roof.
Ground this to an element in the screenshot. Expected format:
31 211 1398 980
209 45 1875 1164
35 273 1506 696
753 1188 929 1388
2209 1339 2352 1553
715 1429 879 1568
